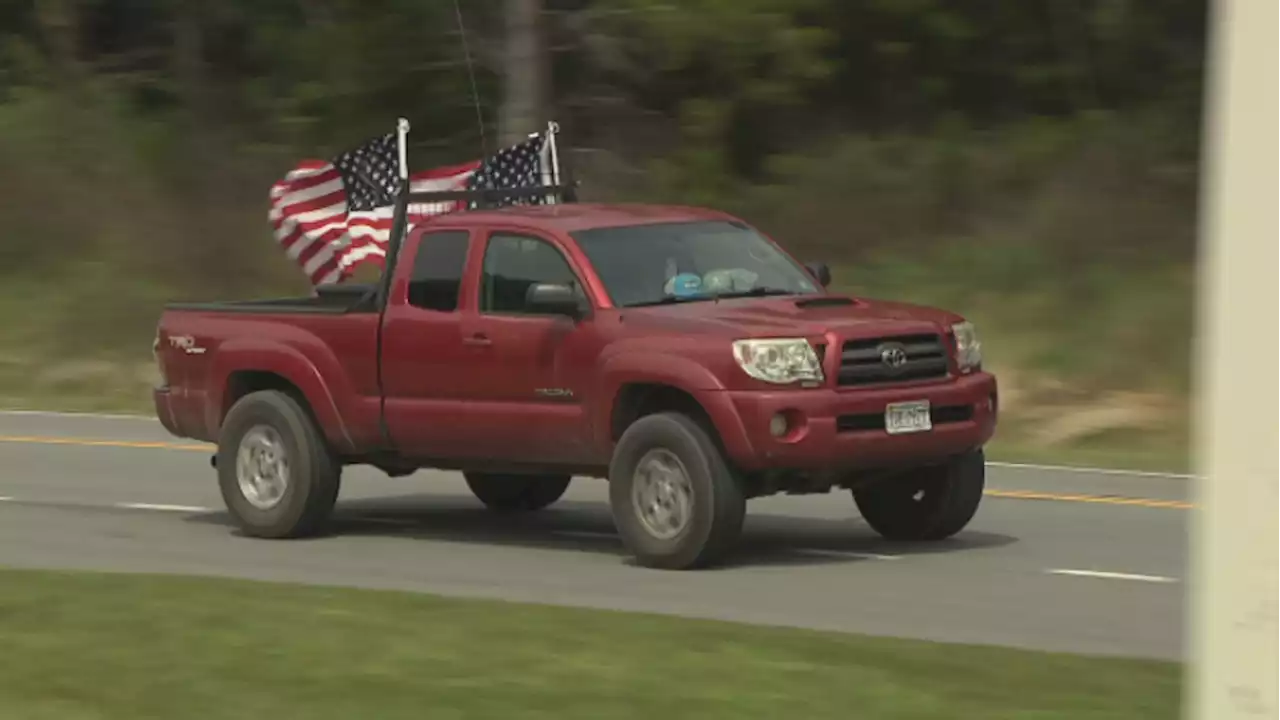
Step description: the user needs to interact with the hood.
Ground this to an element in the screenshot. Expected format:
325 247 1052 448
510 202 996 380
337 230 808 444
618 293 963 340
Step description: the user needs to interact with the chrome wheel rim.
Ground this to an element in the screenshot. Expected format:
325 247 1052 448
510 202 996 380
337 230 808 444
631 448 694 540
236 425 290 510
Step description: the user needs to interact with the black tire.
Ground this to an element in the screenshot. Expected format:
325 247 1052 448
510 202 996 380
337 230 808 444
608 412 746 570
463 473 571 512
853 449 985 541
216 389 341 539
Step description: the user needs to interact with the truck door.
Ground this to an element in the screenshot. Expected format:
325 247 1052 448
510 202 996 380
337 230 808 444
380 228 487 457
458 229 596 465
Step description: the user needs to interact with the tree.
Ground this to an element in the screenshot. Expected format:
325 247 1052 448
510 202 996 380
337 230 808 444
499 0 545 145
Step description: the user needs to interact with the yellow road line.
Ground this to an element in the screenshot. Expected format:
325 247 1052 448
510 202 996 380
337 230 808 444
0 435 212 452
0 435 1193 510
983 489 1192 510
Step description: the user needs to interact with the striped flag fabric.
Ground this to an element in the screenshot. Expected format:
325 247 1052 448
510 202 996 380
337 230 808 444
268 129 555 286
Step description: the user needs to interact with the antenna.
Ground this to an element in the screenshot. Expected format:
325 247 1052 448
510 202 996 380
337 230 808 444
452 0 488 158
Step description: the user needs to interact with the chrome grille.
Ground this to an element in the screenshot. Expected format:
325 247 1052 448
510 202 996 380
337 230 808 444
837 333 949 386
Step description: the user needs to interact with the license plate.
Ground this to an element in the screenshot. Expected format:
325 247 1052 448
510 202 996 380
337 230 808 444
885 400 932 435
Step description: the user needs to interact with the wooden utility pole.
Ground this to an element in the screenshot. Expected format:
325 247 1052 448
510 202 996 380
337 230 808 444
35 0 82 90
498 0 545 146
1185 0 1278 718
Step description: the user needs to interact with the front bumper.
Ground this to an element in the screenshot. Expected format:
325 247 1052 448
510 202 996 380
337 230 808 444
704 372 998 472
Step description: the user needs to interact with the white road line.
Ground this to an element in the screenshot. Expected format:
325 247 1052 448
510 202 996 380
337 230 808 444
0 497 1181 583
115 502 212 514
987 461 1193 480
792 548 901 561
1046 568 1179 583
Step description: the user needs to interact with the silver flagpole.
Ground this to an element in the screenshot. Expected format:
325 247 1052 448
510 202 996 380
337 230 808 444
546 120 561 186
396 117 411 181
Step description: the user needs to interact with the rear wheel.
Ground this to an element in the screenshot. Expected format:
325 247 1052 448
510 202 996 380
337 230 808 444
463 473 571 512
609 412 746 570
852 450 985 541
216 390 341 538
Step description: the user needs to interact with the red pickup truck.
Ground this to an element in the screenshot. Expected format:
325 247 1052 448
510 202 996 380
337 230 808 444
153 189 997 570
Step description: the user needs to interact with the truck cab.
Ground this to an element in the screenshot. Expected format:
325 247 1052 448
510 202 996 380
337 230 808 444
154 199 997 571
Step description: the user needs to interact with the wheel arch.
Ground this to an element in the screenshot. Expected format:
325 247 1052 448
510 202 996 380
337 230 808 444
220 371 340 453
606 382 759 471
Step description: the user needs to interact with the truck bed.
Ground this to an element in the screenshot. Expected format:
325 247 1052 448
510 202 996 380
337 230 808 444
164 283 378 315
155 284 385 450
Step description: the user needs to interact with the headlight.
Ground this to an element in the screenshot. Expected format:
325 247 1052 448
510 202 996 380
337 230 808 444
951 321 982 371
731 338 824 385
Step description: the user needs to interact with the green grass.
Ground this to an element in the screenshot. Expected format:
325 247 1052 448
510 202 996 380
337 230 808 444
0 568 1181 720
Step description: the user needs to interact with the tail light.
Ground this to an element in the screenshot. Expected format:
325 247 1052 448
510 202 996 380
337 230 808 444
152 330 168 387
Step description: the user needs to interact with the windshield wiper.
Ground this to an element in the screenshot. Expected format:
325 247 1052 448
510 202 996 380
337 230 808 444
710 287 797 301
626 295 713 308
626 287 795 308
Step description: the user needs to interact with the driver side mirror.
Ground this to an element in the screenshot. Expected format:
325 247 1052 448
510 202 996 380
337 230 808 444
805 262 832 288
526 282 584 319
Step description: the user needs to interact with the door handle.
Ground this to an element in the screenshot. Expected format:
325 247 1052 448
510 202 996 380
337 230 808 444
464 333 492 347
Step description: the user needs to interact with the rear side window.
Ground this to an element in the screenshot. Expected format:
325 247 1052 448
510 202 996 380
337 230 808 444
407 230 470 312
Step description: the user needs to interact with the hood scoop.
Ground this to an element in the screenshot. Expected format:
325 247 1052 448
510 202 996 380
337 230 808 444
794 296 857 309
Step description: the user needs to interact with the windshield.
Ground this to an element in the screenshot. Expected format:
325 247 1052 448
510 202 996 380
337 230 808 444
571 221 819 308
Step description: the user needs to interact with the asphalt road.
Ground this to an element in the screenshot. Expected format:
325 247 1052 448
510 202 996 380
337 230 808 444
0 411 1190 660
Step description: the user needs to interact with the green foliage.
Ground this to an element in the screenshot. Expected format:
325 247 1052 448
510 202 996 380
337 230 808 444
0 0 1204 468
589 0 834 99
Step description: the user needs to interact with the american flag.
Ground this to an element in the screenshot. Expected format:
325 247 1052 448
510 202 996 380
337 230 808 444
464 132 556 209
269 129 554 286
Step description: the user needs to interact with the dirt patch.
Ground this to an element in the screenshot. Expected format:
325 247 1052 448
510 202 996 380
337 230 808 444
1018 392 1179 447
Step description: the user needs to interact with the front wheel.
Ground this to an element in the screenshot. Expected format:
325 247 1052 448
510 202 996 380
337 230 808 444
463 473 571 512
852 449 985 541
608 412 746 570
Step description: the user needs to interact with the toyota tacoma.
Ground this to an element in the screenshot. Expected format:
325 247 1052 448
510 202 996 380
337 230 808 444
153 186 997 570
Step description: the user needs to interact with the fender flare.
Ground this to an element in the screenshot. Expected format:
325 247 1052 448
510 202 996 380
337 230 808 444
208 341 354 452
597 352 749 458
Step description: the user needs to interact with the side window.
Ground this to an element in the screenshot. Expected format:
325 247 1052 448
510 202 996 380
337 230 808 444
480 233 583 315
407 230 470 312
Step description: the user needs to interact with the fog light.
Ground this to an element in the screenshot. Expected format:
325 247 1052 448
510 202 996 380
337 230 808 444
769 413 789 438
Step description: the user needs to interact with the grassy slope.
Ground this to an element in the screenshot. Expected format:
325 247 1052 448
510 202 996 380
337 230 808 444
0 101 1194 473
832 259 1193 474
0 568 1180 720
0 254 1191 474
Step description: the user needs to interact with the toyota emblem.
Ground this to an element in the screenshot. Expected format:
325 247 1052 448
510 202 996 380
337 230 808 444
878 343 908 369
